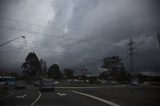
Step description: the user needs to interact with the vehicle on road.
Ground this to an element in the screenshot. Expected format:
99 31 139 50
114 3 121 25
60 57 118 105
130 80 139 86
39 79 55 91
15 81 26 89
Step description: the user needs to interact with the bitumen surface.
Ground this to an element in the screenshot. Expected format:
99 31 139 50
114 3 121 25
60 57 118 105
0 85 160 106
0 85 108 106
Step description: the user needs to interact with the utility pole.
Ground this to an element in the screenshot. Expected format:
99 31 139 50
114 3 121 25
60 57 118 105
128 38 136 74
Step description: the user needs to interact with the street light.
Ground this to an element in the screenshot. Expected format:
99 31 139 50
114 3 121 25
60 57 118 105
0 36 26 47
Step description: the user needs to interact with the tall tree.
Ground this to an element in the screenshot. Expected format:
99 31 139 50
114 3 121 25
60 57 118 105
48 64 62 80
40 59 47 76
102 56 128 81
63 68 74 79
102 56 122 71
21 52 41 77
99 71 109 80
8 72 20 80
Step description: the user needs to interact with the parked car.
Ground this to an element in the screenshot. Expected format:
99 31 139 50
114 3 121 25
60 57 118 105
39 79 55 91
15 81 26 89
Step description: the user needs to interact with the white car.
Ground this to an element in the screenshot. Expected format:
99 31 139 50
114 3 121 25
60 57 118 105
39 79 55 91
131 81 139 86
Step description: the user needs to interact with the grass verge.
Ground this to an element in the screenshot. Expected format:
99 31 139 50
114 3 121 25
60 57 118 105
0 86 9 97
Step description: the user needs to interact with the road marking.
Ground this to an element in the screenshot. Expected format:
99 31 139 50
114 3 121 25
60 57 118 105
30 91 41 106
57 92 67 96
55 86 105 88
16 94 27 99
72 91 121 106
55 85 127 89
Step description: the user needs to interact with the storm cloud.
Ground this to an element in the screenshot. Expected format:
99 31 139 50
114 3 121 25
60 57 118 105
0 0 160 74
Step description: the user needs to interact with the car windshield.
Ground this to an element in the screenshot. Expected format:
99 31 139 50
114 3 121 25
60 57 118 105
0 0 160 106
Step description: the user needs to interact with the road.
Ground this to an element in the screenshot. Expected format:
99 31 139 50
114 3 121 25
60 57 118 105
74 86 160 106
0 85 160 106
0 85 108 106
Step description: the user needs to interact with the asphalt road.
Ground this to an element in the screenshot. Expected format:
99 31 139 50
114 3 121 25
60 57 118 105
74 86 160 106
0 86 108 106
0 85 160 106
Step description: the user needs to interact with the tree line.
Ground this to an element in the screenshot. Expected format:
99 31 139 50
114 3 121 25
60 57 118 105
21 52 130 82
21 52 74 80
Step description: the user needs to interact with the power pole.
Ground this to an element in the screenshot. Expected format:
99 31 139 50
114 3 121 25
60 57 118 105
128 38 136 74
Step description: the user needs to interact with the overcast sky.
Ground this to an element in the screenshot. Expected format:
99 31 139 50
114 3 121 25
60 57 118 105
0 0 160 74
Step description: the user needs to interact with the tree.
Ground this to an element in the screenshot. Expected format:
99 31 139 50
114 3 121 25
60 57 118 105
48 64 62 80
99 71 109 80
101 56 128 82
63 68 74 79
102 56 121 71
40 59 47 76
21 52 41 77
8 72 20 80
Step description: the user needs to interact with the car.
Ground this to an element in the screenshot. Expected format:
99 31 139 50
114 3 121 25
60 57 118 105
15 81 26 89
130 81 139 86
39 79 55 91
54 81 59 84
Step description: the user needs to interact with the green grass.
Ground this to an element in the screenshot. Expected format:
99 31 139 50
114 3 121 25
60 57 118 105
0 86 9 97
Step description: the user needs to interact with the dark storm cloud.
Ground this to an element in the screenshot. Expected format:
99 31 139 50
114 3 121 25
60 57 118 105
0 0 160 73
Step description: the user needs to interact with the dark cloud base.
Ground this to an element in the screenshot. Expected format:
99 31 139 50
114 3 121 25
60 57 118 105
0 0 160 74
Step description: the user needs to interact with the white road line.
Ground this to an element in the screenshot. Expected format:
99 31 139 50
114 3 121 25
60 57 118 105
55 85 127 89
30 91 41 106
16 94 27 99
72 91 121 106
55 86 105 88
57 92 67 96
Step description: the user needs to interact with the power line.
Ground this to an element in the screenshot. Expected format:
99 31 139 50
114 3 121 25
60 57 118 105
0 25 117 47
0 17 122 46
0 17 48 28
0 25 84 41
0 16 86 36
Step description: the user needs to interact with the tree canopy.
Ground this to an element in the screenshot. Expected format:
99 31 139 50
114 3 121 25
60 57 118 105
101 56 128 81
48 64 62 80
21 52 41 76
63 68 74 79
40 59 47 76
